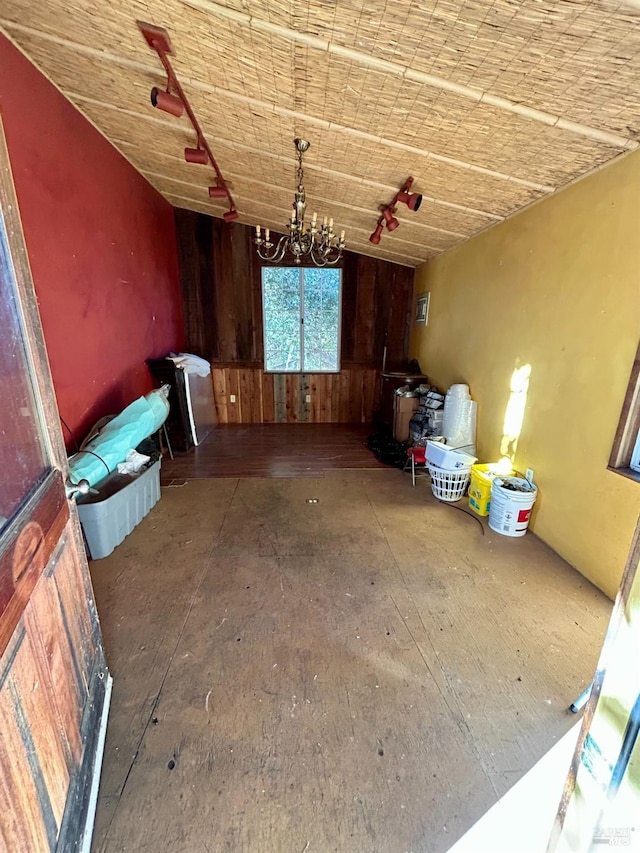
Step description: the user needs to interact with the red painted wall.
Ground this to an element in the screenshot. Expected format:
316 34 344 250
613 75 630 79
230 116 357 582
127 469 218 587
0 35 184 446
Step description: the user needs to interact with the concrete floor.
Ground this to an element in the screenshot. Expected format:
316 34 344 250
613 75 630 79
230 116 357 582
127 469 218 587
89 466 611 853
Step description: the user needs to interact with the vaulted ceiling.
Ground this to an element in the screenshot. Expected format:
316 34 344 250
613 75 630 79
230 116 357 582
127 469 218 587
2 0 640 267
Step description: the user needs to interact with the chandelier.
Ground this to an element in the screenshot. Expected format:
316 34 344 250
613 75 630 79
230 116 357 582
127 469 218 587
255 138 345 266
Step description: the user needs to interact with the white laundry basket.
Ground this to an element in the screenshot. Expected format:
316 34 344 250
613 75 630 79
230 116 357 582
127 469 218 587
427 463 471 502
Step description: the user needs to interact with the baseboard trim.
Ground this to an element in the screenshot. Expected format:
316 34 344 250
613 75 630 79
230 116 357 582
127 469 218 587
80 671 113 853
55 657 111 852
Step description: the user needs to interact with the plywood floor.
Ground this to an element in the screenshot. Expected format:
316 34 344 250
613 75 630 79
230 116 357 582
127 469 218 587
90 439 611 853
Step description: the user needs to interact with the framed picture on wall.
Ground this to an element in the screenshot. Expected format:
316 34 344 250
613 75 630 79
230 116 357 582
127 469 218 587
415 292 430 325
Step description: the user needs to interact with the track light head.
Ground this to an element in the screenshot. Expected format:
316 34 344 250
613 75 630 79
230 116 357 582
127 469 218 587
396 190 423 212
382 207 399 231
185 147 208 164
223 209 238 222
369 223 383 245
150 87 184 117
208 185 228 199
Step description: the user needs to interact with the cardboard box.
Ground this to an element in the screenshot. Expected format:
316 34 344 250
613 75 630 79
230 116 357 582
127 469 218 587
393 396 419 442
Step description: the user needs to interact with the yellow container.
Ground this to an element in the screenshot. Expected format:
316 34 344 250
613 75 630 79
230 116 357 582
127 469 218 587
468 463 513 516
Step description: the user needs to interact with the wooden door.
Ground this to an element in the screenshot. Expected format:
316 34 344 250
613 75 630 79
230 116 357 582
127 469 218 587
0 119 110 851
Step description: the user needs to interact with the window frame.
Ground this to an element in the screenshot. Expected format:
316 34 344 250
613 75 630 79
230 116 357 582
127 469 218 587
609 340 640 483
261 266 342 374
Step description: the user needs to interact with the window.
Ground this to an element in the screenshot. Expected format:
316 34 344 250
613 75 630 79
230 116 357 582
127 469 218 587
631 429 640 473
609 340 640 481
262 267 341 372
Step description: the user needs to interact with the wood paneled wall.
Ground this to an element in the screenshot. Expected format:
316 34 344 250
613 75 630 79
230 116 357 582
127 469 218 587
175 210 414 423
212 367 379 423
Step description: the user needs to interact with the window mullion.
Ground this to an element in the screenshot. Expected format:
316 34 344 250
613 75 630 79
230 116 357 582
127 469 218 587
299 267 305 373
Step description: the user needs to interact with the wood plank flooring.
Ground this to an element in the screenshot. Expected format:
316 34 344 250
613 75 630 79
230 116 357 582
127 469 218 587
160 424 386 481
89 464 612 853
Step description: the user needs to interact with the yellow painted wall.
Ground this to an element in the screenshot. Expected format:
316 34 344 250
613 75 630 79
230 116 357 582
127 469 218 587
410 151 640 599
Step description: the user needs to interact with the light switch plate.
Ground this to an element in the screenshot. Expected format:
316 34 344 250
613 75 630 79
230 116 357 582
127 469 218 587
306 394 311 403
230 394 236 403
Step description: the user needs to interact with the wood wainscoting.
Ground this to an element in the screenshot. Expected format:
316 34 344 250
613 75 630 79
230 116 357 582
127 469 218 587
211 366 379 424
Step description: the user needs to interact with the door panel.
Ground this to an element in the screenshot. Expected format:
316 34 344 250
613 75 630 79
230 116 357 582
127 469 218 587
0 667 54 852
10 627 71 827
0 114 110 851
24 543 86 766
0 472 68 654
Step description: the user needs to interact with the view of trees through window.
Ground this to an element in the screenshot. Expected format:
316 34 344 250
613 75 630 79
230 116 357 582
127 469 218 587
262 267 341 372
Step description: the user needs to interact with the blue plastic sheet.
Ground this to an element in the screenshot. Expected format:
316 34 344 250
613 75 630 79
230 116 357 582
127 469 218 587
68 390 169 488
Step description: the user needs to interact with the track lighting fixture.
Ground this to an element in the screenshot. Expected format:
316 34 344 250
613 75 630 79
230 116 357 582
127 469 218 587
396 188 423 212
368 176 422 247
382 208 400 231
150 87 184 117
139 22 236 223
184 147 209 164
369 223 383 245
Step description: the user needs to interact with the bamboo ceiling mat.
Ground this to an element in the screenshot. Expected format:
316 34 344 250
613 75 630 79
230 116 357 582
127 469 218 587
2 0 639 266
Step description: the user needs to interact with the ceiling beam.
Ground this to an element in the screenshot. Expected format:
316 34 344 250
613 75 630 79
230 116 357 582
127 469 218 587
182 0 638 153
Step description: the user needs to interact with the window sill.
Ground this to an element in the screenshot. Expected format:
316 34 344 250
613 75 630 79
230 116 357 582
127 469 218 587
608 465 640 485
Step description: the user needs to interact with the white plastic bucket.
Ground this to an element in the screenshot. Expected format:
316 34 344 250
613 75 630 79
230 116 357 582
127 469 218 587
488 477 537 537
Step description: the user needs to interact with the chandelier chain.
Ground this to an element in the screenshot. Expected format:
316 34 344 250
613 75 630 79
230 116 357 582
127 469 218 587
297 147 304 188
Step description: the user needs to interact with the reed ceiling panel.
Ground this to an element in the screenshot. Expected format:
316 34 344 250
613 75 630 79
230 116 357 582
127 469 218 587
290 0 640 137
2 0 639 267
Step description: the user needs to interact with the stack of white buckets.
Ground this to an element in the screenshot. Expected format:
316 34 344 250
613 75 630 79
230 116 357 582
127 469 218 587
442 384 476 454
443 383 538 537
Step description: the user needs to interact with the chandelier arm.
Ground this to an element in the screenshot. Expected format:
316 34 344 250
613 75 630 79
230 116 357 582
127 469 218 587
310 242 343 267
272 238 289 263
256 235 288 262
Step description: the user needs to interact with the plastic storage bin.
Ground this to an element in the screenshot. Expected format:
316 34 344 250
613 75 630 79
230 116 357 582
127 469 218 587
76 460 161 559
